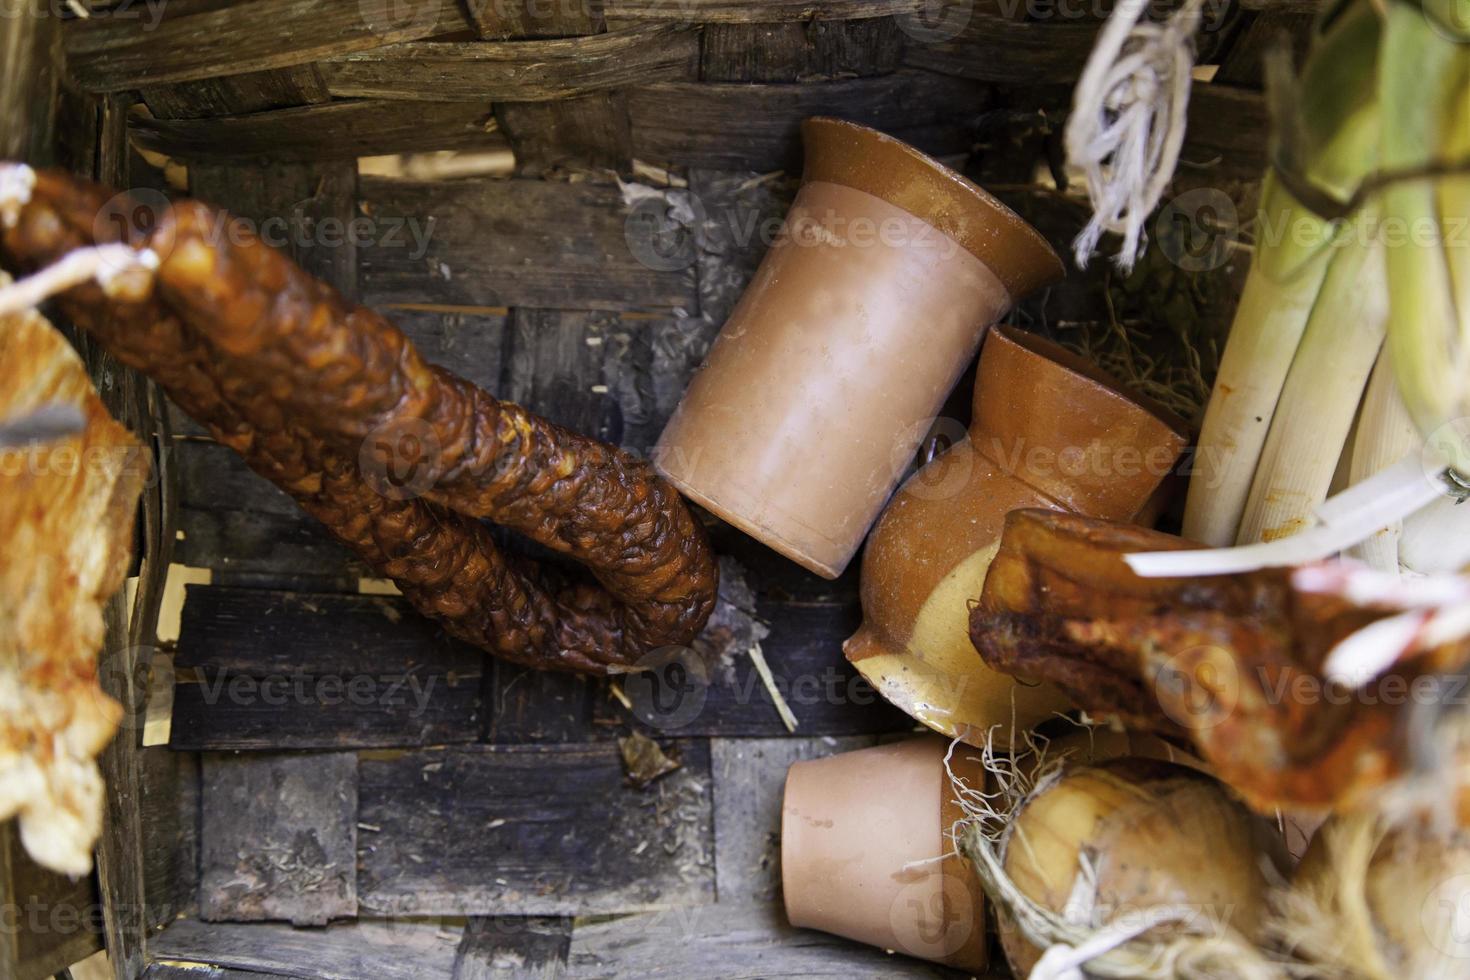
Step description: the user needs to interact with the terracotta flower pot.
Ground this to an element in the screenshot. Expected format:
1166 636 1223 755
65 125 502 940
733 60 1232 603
781 737 988 971
845 326 1188 743
654 118 1062 579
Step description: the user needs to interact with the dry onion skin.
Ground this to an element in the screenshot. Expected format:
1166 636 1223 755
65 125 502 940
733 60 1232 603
1274 811 1470 979
989 758 1287 977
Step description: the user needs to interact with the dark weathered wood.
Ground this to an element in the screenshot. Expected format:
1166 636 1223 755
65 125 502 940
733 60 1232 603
495 93 635 176
1180 83 1268 180
139 748 199 932
175 504 365 582
902 13 1099 84
484 662 599 743
564 902 980 977
171 586 485 750
65 0 474 93
358 176 699 313
144 966 284 980
466 0 604 37
140 65 331 120
597 598 914 736
357 743 715 915
2 826 104 980
454 917 573 979
501 308 663 453
199 752 358 925
625 71 989 171
151 917 464 979
132 100 501 163
607 0 922 21
699 18 904 82
318 25 700 101
709 736 877 905
0 12 58 163
1214 8 1316 89
392 307 511 393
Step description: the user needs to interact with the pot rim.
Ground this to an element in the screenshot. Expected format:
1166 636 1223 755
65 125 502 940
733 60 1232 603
801 117 1065 301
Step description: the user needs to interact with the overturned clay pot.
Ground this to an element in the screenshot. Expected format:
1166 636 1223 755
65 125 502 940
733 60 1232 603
654 117 1062 578
781 737 989 972
845 326 1189 743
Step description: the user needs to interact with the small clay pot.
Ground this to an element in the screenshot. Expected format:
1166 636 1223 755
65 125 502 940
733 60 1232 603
654 118 1062 579
781 737 988 971
845 326 1188 743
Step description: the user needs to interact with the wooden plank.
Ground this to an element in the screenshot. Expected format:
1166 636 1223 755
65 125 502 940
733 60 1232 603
902 13 1100 84
358 176 699 313
145 966 286 980
1180 83 1268 181
0 12 58 163
199 752 358 926
132 100 501 163
625 71 990 171
65 0 474 93
171 586 486 751
1214 8 1316 89
710 736 877 905
140 65 331 120
607 0 922 22
495 93 634 176
502 308 663 452
564 902 977 977
318 25 700 101
453 917 573 979
390 307 511 394
139 748 200 933
699 18 904 82
468 0 603 37
175 504 365 582
599 598 914 737
151 918 463 980
4 826 104 980
357 742 715 915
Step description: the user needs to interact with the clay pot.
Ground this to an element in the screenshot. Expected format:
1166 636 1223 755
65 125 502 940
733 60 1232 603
654 118 1062 579
845 326 1188 743
781 737 988 971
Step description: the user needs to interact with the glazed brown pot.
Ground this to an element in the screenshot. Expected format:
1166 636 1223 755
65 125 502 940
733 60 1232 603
654 118 1062 579
845 326 1189 743
781 737 988 971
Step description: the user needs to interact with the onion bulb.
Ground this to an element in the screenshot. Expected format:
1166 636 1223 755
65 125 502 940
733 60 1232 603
996 758 1287 976
1280 811 1470 978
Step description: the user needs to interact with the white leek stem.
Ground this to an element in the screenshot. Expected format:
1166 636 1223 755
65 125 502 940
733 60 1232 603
1344 348 1421 572
1235 217 1388 545
0 244 158 319
1400 494 1470 575
1128 455 1444 577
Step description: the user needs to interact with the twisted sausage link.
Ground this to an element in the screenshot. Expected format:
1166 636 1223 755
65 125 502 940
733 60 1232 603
1 169 718 674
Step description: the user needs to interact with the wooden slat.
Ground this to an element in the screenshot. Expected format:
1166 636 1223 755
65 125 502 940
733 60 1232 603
139 749 200 932
1181 83 1268 180
1214 8 1316 89
495 92 635 176
199 752 358 925
699 17 904 82
65 0 474 93
594 598 915 737
606 0 922 22
625 70 989 171
453 917 573 979
170 586 486 751
710 737 877 905
151 918 463 980
132 100 500 163
5 828 104 980
356 743 715 915
358 175 699 313
902 13 1100 84
318 25 700 101
564 902 977 978
0 12 58 162
468 0 603 37
140 65 331 120
144 966 285 980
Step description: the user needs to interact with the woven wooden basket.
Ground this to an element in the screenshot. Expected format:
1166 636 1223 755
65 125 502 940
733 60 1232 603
0 2 1291 977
